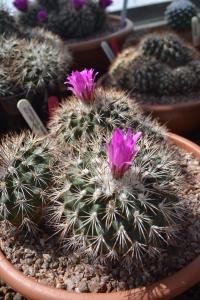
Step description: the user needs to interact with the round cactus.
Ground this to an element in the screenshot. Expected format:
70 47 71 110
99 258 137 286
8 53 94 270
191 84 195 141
0 132 55 232
165 0 197 31
0 32 72 97
140 33 194 66
50 127 182 266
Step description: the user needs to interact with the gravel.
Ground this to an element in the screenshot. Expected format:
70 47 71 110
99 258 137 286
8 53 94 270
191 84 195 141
0 149 200 297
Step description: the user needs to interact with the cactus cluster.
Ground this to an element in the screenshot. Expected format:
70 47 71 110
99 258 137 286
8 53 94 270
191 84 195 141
0 31 71 97
14 0 112 40
0 69 189 268
0 132 54 232
109 33 200 96
165 0 197 31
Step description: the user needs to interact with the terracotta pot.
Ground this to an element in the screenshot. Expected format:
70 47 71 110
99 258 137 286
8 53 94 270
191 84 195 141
66 15 133 75
0 133 200 300
142 101 200 134
97 74 200 134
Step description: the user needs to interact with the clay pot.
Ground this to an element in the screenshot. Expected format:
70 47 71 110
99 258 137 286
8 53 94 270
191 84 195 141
0 133 200 300
97 74 200 134
66 15 133 75
142 101 200 134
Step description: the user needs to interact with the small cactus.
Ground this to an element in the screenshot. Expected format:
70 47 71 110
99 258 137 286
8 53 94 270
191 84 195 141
14 0 112 39
165 0 197 31
140 33 194 66
0 32 72 97
49 69 168 144
50 127 182 266
0 132 55 232
109 33 200 96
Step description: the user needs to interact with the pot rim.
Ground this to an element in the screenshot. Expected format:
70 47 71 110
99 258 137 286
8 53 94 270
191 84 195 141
67 15 133 51
0 133 200 300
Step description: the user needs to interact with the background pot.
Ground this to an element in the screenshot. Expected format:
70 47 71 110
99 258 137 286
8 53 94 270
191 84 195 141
142 101 200 134
98 74 200 134
66 15 133 75
0 133 200 300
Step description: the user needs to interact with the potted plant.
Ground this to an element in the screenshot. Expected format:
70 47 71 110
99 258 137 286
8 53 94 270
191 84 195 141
0 70 200 300
0 12 72 133
99 32 200 133
13 0 133 74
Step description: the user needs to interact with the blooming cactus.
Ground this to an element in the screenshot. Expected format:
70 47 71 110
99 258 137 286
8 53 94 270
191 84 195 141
105 128 142 179
13 0 28 12
65 69 98 104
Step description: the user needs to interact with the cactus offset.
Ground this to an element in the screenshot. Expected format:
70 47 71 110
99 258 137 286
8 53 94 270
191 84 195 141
0 132 54 232
50 127 182 267
165 0 197 31
0 6 21 37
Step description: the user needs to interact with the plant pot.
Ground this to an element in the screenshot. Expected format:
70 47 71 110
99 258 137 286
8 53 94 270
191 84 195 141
66 15 133 75
0 133 200 300
97 74 200 134
142 101 200 134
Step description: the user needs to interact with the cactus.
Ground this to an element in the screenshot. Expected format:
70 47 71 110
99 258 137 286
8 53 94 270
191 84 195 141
0 32 72 97
165 0 197 31
50 126 182 266
109 33 200 97
140 33 194 66
0 6 21 37
14 0 111 39
0 132 54 232
49 69 168 145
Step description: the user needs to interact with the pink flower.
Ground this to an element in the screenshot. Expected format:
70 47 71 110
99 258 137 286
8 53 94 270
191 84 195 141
105 128 142 180
99 0 113 9
71 0 86 9
13 0 28 12
65 69 98 104
37 9 48 23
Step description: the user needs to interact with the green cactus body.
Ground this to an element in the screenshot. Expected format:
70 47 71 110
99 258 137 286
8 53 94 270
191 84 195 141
37 0 60 12
0 33 71 97
140 34 193 66
51 130 182 265
49 89 142 144
0 133 54 231
165 0 197 31
58 2 96 39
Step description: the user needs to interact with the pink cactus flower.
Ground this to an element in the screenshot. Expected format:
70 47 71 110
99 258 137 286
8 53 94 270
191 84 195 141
71 0 86 9
13 0 28 12
105 128 142 180
99 0 113 9
37 9 48 23
65 69 98 104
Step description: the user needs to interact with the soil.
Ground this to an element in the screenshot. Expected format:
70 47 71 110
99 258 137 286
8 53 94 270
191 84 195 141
0 147 200 295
